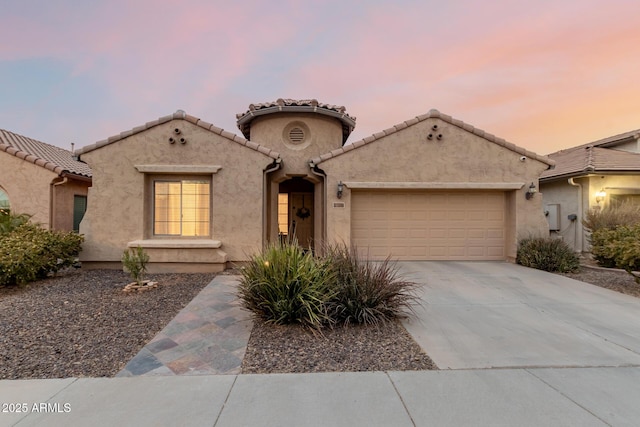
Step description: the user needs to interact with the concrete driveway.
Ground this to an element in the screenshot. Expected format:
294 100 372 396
399 261 640 370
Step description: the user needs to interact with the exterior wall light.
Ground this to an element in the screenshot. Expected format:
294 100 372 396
526 182 537 200
595 189 607 204
337 181 344 199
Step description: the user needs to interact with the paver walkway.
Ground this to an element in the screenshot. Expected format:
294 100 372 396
117 275 252 377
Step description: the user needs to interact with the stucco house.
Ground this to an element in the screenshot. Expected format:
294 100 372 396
540 128 640 252
0 129 92 231
76 99 553 272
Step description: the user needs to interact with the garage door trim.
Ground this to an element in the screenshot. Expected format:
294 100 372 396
344 181 524 190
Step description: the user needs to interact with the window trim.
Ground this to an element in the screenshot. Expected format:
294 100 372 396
145 174 213 239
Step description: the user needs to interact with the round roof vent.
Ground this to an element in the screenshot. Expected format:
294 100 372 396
282 121 311 150
288 127 305 144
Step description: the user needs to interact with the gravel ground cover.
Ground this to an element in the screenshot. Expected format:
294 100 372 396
2 264 638 379
0 269 213 379
242 319 436 374
562 265 640 298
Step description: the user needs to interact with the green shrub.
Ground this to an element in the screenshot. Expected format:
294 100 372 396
583 202 640 233
591 225 640 281
122 246 150 285
516 237 579 273
0 211 31 235
590 227 619 268
237 241 337 329
324 243 419 325
0 223 84 286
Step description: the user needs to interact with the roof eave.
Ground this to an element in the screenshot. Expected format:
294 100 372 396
236 105 356 143
540 169 640 182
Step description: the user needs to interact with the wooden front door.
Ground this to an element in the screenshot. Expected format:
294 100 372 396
290 192 314 249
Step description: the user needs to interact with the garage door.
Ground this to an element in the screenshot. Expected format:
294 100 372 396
351 190 506 260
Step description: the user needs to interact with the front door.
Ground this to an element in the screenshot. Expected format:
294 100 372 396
290 192 314 249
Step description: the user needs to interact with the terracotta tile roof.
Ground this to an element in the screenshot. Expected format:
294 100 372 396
309 109 554 167
236 98 356 144
0 129 92 178
540 146 640 181
75 110 280 160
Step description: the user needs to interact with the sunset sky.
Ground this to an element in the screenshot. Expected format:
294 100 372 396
2 0 639 155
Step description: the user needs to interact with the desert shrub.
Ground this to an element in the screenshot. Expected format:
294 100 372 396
590 227 619 268
0 211 31 235
591 225 640 280
324 243 419 325
122 246 150 285
237 241 337 329
0 223 83 286
516 237 579 273
583 201 640 233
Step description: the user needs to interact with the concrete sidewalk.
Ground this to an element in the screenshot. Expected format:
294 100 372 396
4 367 640 426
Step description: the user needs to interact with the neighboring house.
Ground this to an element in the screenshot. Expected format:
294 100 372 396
0 129 92 231
76 99 553 272
540 128 640 252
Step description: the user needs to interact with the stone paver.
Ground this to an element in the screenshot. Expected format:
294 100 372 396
117 275 252 377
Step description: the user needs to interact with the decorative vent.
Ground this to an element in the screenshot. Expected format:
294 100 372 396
289 127 305 144
282 121 311 149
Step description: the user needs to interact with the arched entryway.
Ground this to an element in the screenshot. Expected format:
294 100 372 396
277 177 315 248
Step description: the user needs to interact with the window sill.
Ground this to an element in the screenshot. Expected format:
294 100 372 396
127 239 222 249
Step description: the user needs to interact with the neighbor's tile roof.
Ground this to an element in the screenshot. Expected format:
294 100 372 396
309 109 554 167
540 145 640 181
0 129 92 178
236 98 356 144
76 110 280 160
567 127 640 151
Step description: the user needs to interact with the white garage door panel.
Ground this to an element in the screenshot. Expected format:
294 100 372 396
351 190 506 260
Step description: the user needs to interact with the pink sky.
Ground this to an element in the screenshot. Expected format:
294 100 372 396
1 0 639 155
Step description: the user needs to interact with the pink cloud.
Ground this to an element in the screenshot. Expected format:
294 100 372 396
3 0 640 155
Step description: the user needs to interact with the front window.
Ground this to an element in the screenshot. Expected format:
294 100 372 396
0 188 9 215
154 179 210 236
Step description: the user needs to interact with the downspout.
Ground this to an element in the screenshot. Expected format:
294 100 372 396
263 158 282 246
50 176 68 230
568 177 583 253
309 163 327 253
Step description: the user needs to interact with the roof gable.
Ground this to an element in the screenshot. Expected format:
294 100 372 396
309 109 553 167
0 129 92 178
75 110 280 160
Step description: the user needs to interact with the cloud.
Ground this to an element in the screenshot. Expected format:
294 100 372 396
1 0 640 154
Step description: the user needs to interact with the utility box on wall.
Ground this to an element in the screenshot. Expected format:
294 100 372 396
545 204 560 231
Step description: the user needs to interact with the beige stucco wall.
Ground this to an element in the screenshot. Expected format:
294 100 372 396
79 119 273 269
541 174 640 252
0 151 57 227
249 113 344 175
539 179 582 250
318 117 551 260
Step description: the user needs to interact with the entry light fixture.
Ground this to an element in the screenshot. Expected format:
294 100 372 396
337 181 344 199
595 189 607 204
526 182 537 200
